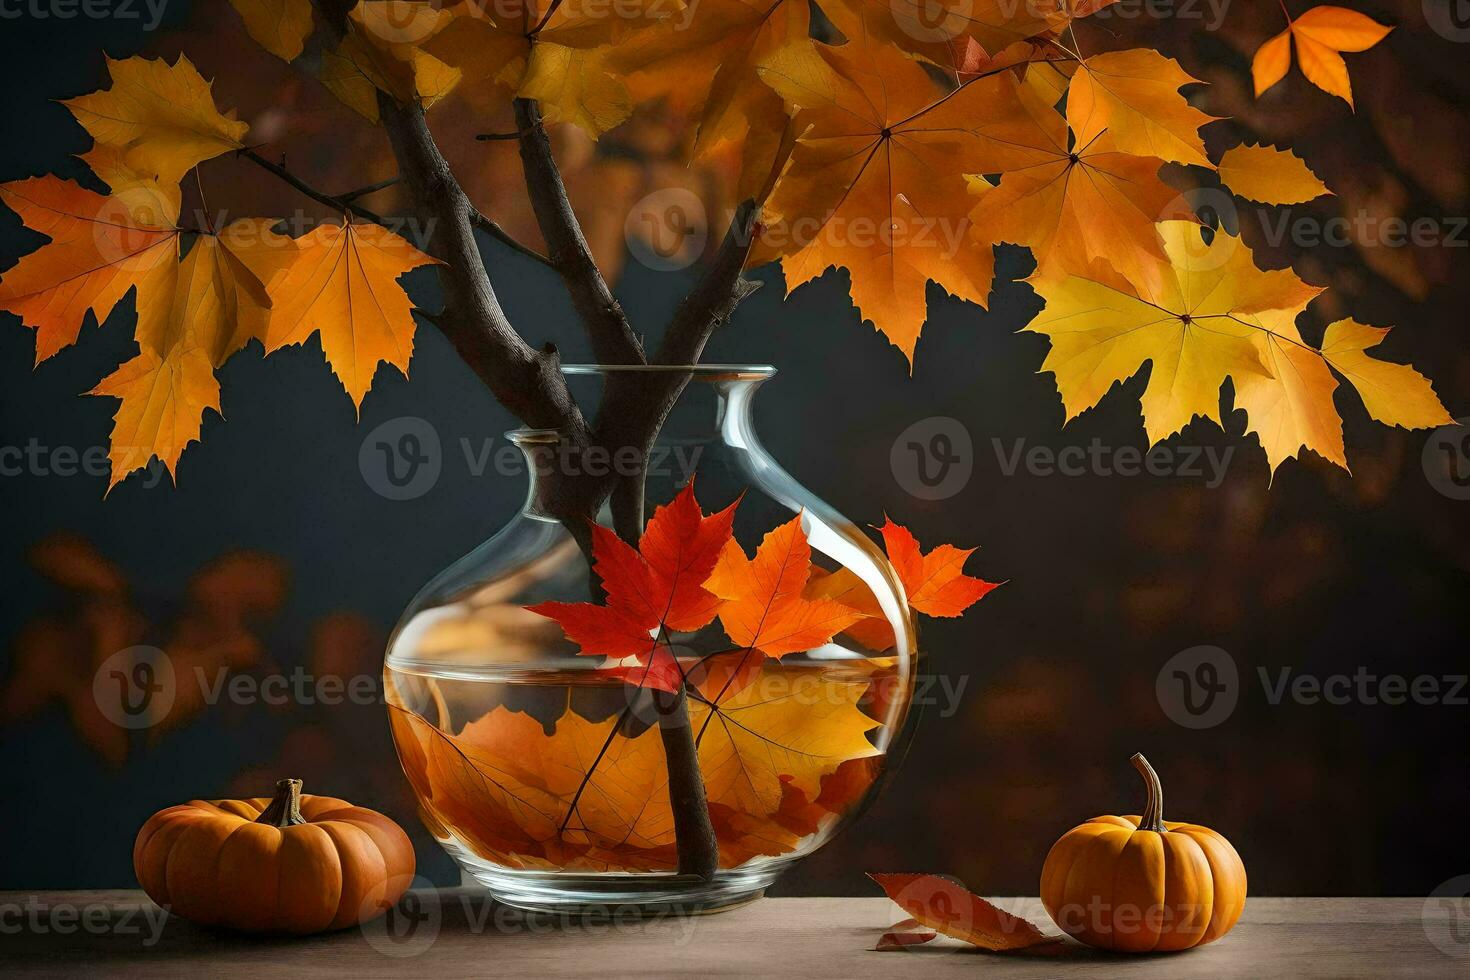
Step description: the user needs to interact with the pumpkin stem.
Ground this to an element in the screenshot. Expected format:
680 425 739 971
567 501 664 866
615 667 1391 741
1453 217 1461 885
256 778 307 827
1130 753 1166 832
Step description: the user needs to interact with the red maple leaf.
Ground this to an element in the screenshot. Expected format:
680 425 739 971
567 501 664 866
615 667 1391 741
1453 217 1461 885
528 482 736 694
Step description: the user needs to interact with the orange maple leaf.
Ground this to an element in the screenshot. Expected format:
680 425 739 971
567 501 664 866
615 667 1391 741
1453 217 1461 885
262 221 440 410
751 30 1059 363
527 482 738 693
705 515 865 662
877 518 1001 618
807 519 999 651
0 176 178 364
967 79 1187 299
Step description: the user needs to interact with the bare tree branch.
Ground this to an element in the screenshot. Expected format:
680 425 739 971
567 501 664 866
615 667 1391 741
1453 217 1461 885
605 200 762 547
513 98 645 367
657 199 762 366
237 147 387 224
376 95 590 454
468 208 555 270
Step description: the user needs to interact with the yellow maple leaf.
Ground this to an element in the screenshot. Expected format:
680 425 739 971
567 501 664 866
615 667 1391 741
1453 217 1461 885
226 0 317 63
692 662 881 817
75 143 183 224
1232 315 1347 470
1066 49 1218 169
968 80 1186 299
1028 220 1323 445
89 221 296 488
425 0 673 136
62 56 249 185
519 45 633 138
1319 319 1454 431
263 222 440 410
616 0 809 164
319 3 463 121
1218 143 1331 206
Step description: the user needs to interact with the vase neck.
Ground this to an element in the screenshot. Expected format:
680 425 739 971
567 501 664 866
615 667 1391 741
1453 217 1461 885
511 369 771 522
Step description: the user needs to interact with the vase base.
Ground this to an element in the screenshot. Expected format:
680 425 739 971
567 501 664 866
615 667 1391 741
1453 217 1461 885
449 845 784 916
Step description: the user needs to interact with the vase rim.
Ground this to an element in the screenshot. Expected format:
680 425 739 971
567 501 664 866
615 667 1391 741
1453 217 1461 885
561 363 776 381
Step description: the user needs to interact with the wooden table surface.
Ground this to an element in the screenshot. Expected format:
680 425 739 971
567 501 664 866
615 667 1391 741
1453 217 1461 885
1 890 1463 978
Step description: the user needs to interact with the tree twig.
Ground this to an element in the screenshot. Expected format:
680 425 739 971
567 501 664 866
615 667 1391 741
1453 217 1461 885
513 98 645 367
375 95 590 455
338 175 401 202
236 147 387 225
469 208 555 269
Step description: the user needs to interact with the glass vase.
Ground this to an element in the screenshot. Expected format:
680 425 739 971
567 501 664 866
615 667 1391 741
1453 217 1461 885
385 365 917 914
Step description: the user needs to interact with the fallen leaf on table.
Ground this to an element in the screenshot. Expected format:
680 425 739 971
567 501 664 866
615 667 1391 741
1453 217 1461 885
868 872 1057 951
873 917 938 951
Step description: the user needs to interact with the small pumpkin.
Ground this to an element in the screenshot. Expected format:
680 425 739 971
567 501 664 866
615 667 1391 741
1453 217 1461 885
134 778 414 934
1040 754 1246 952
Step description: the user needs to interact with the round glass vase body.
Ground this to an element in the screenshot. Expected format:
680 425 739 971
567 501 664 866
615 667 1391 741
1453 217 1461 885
385 365 917 914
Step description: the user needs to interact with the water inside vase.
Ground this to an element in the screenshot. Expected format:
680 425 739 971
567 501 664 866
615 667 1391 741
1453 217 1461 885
384 650 901 875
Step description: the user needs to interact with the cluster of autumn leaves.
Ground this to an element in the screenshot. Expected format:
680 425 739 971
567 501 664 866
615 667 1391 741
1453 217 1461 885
389 484 995 871
0 0 1454 489
0 50 438 487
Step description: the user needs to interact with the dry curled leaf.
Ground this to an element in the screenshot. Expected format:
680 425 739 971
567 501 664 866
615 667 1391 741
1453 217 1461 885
868 873 1057 951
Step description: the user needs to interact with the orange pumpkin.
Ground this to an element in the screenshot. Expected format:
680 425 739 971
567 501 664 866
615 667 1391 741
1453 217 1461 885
134 778 415 933
1040 754 1246 952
